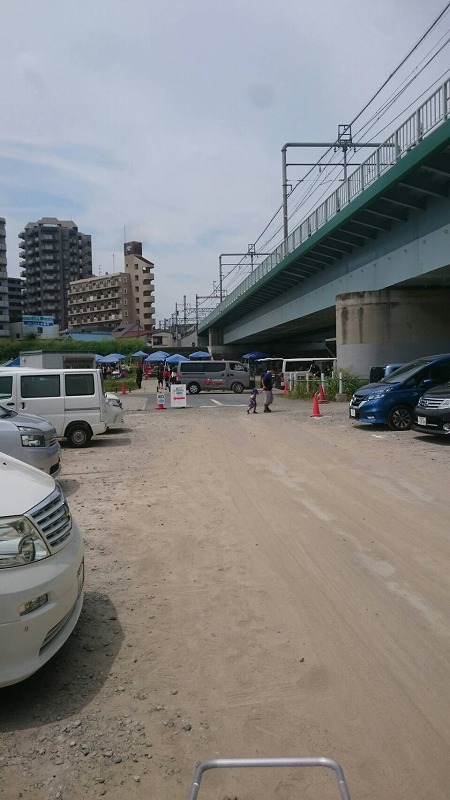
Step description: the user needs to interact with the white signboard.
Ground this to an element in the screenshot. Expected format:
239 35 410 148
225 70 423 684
170 384 187 408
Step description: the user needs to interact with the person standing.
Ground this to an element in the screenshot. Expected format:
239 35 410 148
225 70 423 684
157 363 164 390
261 369 273 413
163 364 171 390
136 363 144 389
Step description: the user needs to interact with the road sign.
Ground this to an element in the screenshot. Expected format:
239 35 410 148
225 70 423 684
170 384 187 408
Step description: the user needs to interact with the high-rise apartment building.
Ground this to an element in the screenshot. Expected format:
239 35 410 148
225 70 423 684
124 241 155 329
68 241 155 331
0 217 9 338
19 217 92 330
7 277 25 322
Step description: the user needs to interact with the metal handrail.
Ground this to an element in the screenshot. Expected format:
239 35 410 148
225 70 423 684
201 79 450 329
187 757 352 800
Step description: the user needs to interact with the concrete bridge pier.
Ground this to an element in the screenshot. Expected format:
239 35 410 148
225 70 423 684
336 289 450 378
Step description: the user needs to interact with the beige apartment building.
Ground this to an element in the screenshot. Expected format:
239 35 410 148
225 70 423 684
68 241 155 331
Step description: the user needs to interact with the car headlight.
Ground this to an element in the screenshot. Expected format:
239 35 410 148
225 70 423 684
0 516 50 568
17 427 46 447
365 389 391 400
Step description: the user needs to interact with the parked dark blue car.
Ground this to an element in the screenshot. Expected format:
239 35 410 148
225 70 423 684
349 354 450 430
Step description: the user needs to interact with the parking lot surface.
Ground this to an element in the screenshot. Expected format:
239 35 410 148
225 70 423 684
1 385 449 800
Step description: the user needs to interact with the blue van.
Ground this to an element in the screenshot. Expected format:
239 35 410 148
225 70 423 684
349 354 450 430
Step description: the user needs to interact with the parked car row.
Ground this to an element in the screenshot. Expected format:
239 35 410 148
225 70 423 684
349 353 450 434
0 367 125 688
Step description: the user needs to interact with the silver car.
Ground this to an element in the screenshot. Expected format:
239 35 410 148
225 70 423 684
0 405 61 476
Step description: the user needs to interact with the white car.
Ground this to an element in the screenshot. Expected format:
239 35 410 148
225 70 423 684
105 392 124 428
0 453 84 687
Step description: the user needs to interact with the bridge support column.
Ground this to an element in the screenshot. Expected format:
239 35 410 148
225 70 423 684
208 326 223 357
336 289 450 378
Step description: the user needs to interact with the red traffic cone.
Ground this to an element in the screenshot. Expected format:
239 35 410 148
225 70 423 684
318 383 328 403
121 382 126 395
283 381 289 395
310 392 322 418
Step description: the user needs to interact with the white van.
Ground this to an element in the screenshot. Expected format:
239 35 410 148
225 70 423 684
0 368 107 447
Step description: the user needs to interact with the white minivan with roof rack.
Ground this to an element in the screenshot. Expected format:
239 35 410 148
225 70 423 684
0 453 84 686
0 368 108 447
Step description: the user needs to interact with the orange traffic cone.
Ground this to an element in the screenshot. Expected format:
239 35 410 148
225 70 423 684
310 392 322 418
318 383 328 403
121 383 126 395
283 380 289 395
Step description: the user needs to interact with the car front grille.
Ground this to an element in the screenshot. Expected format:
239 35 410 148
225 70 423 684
350 394 364 407
28 487 72 552
418 396 443 409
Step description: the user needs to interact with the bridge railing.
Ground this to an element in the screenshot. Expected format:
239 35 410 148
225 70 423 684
202 79 450 329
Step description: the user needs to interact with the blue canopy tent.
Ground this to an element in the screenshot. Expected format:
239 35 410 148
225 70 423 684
189 350 212 360
2 357 20 367
131 350 148 358
94 354 104 363
242 351 271 360
98 353 126 364
144 350 170 362
166 353 189 364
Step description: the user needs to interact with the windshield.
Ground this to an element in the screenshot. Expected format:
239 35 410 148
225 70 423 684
380 358 434 384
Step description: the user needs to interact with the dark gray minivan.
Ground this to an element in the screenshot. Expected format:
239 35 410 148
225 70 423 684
176 360 250 394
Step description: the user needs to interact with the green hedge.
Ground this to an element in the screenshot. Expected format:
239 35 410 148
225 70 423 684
0 337 149 362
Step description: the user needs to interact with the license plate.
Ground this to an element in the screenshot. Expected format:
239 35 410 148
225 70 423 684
350 408 356 417
417 416 427 426
77 560 85 594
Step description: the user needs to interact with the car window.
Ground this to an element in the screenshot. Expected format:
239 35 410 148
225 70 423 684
229 362 244 371
0 375 13 399
179 363 200 373
382 358 433 384
65 373 95 396
204 362 225 372
21 375 60 398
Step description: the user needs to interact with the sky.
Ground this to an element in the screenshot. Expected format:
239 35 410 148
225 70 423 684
1 0 449 324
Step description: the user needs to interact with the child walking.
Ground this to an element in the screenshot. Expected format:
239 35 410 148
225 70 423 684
247 387 259 414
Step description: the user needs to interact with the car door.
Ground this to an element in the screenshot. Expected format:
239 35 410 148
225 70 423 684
18 373 64 434
205 362 226 388
0 374 16 409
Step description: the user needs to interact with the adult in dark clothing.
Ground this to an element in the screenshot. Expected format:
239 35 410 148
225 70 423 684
309 360 321 378
157 364 164 390
136 363 144 389
261 370 273 413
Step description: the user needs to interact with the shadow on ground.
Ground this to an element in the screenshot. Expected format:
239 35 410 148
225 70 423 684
0 591 123 731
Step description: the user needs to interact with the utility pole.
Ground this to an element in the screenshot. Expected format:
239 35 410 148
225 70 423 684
281 125 387 239
219 245 270 302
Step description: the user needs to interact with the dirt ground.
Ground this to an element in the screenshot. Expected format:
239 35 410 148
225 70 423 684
1 382 449 800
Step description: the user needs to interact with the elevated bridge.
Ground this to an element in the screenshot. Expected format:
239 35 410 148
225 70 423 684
199 82 450 374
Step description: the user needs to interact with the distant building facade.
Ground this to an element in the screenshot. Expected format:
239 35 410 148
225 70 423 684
68 272 134 331
0 218 9 338
7 277 25 322
68 241 155 332
123 241 155 330
19 217 92 330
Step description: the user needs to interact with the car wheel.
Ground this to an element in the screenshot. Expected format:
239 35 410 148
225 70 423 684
187 382 201 395
387 405 412 431
232 382 244 394
66 424 92 447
